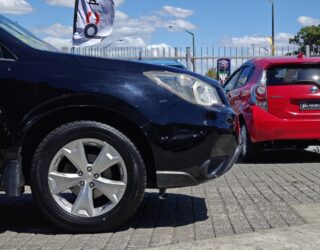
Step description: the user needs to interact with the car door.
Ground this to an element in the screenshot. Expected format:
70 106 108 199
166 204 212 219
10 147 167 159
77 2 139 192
0 43 15 149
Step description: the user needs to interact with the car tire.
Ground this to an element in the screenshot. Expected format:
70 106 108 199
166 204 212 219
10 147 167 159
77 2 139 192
240 123 261 162
30 121 146 233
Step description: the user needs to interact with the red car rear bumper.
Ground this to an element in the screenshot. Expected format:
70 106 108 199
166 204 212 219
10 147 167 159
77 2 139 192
249 106 320 143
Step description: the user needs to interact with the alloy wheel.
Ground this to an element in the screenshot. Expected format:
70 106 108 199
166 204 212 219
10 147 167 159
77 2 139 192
48 138 127 218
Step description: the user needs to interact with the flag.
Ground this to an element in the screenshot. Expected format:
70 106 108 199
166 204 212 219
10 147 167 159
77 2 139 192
73 0 115 47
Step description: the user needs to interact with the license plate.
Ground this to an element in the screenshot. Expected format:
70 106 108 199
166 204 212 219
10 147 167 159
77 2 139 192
300 102 320 110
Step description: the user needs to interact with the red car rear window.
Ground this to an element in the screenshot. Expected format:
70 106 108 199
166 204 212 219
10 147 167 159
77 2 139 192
267 65 320 85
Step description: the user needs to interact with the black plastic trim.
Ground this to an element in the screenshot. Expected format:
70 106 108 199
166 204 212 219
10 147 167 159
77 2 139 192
156 171 198 188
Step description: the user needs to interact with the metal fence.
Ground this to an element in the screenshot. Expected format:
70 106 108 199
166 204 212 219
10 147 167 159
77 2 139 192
65 45 319 75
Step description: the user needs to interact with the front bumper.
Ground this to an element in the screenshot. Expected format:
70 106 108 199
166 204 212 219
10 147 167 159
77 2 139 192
144 101 240 189
156 143 243 188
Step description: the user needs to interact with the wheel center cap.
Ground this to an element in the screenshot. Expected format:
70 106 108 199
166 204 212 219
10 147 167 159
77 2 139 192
83 172 93 181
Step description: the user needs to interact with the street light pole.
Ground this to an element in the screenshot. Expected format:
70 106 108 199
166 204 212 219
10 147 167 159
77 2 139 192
169 26 196 72
184 29 196 72
268 0 275 56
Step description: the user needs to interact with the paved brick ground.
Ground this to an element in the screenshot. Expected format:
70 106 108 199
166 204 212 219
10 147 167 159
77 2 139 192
0 149 319 250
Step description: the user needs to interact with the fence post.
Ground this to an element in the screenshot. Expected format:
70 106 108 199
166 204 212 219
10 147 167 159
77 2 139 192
174 47 179 58
192 47 196 72
186 47 192 71
138 49 142 60
305 45 310 57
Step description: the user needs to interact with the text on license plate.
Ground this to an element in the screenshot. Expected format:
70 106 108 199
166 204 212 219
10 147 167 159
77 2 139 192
300 102 320 110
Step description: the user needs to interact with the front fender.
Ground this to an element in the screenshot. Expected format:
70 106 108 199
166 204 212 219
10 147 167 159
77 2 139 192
18 93 150 141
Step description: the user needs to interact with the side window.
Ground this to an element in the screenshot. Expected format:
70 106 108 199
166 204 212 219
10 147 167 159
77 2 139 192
247 67 255 82
236 67 254 88
223 69 243 92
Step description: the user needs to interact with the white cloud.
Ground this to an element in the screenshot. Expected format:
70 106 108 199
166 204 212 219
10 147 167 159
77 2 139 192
219 33 297 58
221 33 294 48
35 3 196 49
32 23 73 49
44 37 72 48
160 5 194 19
146 43 172 50
116 37 146 47
108 10 195 48
0 0 33 14
297 16 320 26
275 32 295 46
45 0 74 7
221 35 270 47
167 19 196 31
115 0 124 7
33 23 73 38
146 43 173 56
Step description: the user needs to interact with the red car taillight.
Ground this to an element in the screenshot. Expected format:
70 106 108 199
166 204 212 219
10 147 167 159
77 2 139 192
255 85 267 101
250 70 268 111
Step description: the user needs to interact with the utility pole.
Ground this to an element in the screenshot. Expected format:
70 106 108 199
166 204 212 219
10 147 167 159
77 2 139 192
268 0 275 56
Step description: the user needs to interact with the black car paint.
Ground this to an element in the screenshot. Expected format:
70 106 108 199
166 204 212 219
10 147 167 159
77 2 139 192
0 19 240 192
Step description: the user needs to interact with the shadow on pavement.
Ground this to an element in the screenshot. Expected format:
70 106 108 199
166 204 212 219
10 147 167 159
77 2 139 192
0 192 208 235
237 148 320 164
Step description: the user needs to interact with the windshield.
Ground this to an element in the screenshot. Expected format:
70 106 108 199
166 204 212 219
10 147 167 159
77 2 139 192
0 15 58 52
267 65 320 85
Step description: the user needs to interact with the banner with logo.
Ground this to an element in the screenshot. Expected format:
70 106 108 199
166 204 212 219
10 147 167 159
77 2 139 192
73 0 115 47
217 58 231 84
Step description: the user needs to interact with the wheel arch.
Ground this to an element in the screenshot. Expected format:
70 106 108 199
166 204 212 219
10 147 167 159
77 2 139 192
20 102 156 188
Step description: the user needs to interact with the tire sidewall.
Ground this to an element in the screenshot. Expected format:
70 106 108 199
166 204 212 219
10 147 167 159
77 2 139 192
240 123 262 162
241 124 249 159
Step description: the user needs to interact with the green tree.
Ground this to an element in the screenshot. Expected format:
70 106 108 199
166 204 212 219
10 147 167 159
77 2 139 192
289 25 320 54
206 67 217 79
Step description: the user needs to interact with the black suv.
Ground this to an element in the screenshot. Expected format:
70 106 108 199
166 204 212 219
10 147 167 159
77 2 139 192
0 15 241 232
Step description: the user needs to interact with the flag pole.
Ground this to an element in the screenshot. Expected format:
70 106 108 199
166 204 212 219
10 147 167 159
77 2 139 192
72 0 80 53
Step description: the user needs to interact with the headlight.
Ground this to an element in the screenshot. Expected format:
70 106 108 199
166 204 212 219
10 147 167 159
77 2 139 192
144 71 222 106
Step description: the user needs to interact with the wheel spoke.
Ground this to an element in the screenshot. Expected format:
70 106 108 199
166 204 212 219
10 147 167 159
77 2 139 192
61 140 88 172
93 178 126 204
49 172 82 194
93 144 121 174
71 182 95 217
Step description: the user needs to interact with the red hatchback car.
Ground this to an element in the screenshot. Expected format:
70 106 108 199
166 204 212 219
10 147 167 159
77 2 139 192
224 56 320 161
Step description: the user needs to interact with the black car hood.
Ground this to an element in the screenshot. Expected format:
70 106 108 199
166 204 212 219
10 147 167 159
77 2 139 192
70 54 181 74
69 54 221 87
30 51 222 90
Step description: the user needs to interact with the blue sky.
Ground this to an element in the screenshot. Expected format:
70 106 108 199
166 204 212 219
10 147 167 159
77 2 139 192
1 0 320 49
